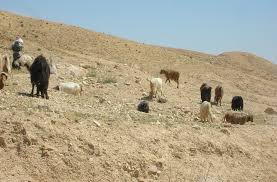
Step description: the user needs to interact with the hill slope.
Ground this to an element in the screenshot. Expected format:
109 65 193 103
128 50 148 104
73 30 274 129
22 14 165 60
0 11 277 182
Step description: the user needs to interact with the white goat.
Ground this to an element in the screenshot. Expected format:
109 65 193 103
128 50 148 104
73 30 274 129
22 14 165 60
148 78 163 99
13 54 33 70
200 101 213 122
14 54 57 74
57 82 83 96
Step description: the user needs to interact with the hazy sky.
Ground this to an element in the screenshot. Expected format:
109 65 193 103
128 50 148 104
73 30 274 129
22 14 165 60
1 0 277 63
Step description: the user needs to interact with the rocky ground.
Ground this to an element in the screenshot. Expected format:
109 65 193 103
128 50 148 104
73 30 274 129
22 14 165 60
0 11 277 182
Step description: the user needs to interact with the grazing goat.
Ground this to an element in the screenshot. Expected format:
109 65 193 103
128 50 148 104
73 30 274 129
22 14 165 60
13 54 33 70
137 100 149 113
0 72 8 90
160 69 180 88
200 83 212 103
231 96 244 111
148 78 163 99
13 54 56 74
56 82 82 96
1 55 11 74
214 85 224 106
224 111 253 125
30 55 50 99
200 101 213 122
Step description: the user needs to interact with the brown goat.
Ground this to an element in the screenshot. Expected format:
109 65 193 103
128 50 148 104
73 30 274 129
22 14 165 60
0 54 11 74
214 85 224 106
0 72 8 90
160 69 180 88
224 111 253 125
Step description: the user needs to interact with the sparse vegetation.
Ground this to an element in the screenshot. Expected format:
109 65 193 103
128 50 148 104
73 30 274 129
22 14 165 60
87 68 97 77
100 77 117 84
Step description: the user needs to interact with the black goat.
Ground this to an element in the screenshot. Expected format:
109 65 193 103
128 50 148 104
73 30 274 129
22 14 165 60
200 83 212 102
137 101 149 113
30 55 50 99
231 96 244 111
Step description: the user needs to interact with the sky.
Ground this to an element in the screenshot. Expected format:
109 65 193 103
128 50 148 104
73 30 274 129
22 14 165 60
1 0 277 63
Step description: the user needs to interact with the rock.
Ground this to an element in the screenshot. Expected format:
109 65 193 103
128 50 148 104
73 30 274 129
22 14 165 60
158 97 167 103
93 120 101 127
264 107 277 115
23 136 31 146
0 137 7 148
82 81 88 85
132 169 140 178
192 124 201 130
68 64 87 77
220 128 230 135
148 165 160 175
125 82 131 86
223 123 232 127
189 147 197 156
21 128 27 135
137 177 145 182
142 92 148 97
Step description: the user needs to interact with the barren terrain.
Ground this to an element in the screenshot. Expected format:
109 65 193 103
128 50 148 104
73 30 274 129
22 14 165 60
0 11 277 182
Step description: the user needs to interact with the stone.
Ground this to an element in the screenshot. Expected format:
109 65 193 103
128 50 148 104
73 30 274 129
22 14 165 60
192 124 201 130
0 137 7 148
68 64 87 77
158 97 167 103
220 128 230 135
264 107 277 115
148 165 159 175
93 120 101 127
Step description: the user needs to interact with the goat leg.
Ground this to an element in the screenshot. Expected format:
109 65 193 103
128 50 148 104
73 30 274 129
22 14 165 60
45 89 49 100
36 85 39 97
41 89 44 98
30 83 35 97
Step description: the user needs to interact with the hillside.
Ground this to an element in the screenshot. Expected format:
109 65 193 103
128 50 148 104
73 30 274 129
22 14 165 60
0 11 277 182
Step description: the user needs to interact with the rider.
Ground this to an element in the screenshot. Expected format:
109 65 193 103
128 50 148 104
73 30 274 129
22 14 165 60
11 36 24 68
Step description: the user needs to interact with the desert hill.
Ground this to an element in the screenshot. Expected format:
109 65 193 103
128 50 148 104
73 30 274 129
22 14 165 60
0 11 277 182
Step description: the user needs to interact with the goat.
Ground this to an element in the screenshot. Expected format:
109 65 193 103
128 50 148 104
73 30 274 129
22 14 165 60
1 55 11 74
147 78 163 99
0 72 8 90
200 83 212 103
224 111 253 125
137 100 149 113
13 54 57 74
160 69 180 88
56 82 82 96
200 101 213 122
231 96 244 111
214 85 223 106
30 55 50 99
200 83 208 91
13 54 33 70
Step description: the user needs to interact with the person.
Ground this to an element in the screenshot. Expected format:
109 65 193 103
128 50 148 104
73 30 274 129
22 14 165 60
11 36 24 69
12 36 24 52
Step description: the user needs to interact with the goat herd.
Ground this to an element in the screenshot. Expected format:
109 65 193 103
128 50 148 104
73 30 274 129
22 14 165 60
1 53 253 125
139 70 254 125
